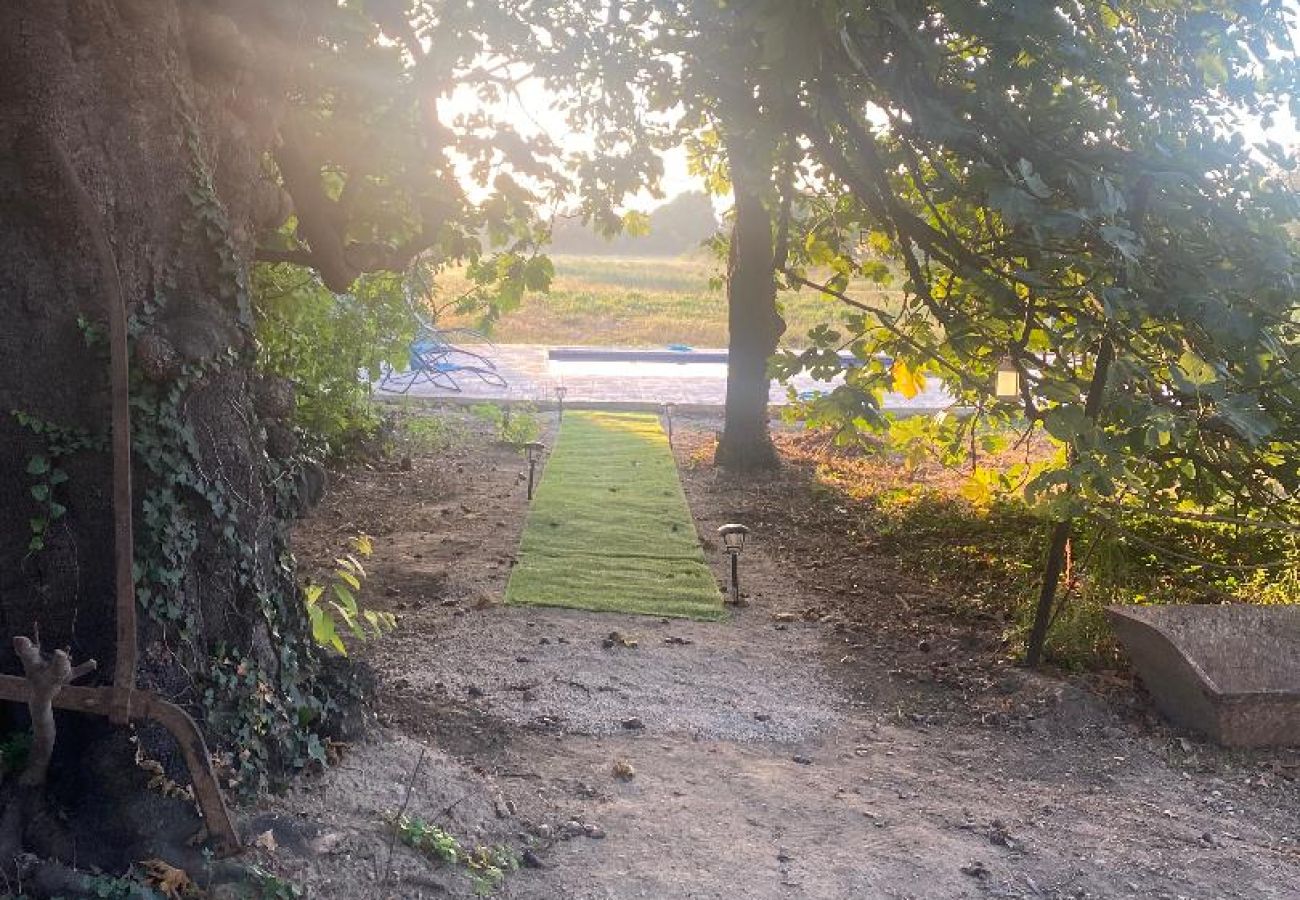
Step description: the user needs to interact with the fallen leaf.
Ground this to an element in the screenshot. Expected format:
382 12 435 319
141 858 194 899
254 829 279 853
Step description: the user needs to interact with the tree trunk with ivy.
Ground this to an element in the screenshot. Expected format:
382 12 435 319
714 139 785 472
0 1 352 841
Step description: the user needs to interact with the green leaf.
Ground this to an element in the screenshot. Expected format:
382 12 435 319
1016 158 1052 199
329 601 367 638
1175 350 1217 387
621 210 651 237
1215 394 1276 445
1043 406 1088 443
308 604 345 656
363 609 386 636
332 582 358 617
26 455 49 476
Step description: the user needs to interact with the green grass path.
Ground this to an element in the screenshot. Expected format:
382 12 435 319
505 411 725 619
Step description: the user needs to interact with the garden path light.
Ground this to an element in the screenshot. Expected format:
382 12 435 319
525 441 547 501
718 523 750 606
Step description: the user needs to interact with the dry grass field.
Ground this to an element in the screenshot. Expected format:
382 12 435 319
439 254 902 348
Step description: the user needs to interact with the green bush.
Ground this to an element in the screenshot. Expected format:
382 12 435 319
470 402 542 445
253 264 416 458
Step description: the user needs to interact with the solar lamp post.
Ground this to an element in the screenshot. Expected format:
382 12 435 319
717 523 750 606
555 385 568 422
524 441 546 500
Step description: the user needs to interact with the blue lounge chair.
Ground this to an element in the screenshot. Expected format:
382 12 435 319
380 317 507 395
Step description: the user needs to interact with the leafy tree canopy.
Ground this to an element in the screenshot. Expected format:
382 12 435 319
535 0 1300 526
254 0 1300 529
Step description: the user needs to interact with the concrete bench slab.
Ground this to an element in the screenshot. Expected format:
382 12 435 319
1107 604 1300 747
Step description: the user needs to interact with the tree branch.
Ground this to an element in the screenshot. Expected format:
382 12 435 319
12 637 97 788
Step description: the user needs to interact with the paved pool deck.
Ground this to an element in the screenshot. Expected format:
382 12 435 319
373 343 954 413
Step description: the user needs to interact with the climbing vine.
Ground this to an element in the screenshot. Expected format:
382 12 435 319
99 109 366 797
11 410 107 553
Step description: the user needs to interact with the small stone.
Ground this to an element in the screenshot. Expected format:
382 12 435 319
612 759 636 780
754 713 771 722
621 717 645 730
467 685 485 698
772 612 797 623
561 820 586 838
960 861 989 878
522 849 544 869
777 847 795 863
792 755 813 766
918 639 932 652
583 824 606 839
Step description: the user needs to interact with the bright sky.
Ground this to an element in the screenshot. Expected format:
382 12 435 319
443 12 1299 216
444 76 696 214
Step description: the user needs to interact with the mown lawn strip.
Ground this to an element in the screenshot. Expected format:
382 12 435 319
506 411 724 620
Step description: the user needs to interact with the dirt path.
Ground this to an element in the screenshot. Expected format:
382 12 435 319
269 411 1300 899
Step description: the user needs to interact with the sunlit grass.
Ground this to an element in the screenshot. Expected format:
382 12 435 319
438 254 903 348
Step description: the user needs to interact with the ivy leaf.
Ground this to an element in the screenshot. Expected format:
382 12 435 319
26 455 49 476
306 733 327 764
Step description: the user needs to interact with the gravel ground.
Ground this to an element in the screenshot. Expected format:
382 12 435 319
275 411 1300 899
396 607 843 742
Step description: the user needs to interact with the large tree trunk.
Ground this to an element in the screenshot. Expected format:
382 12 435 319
0 0 346 820
715 144 785 471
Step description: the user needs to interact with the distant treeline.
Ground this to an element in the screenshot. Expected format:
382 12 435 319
549 191 719 256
